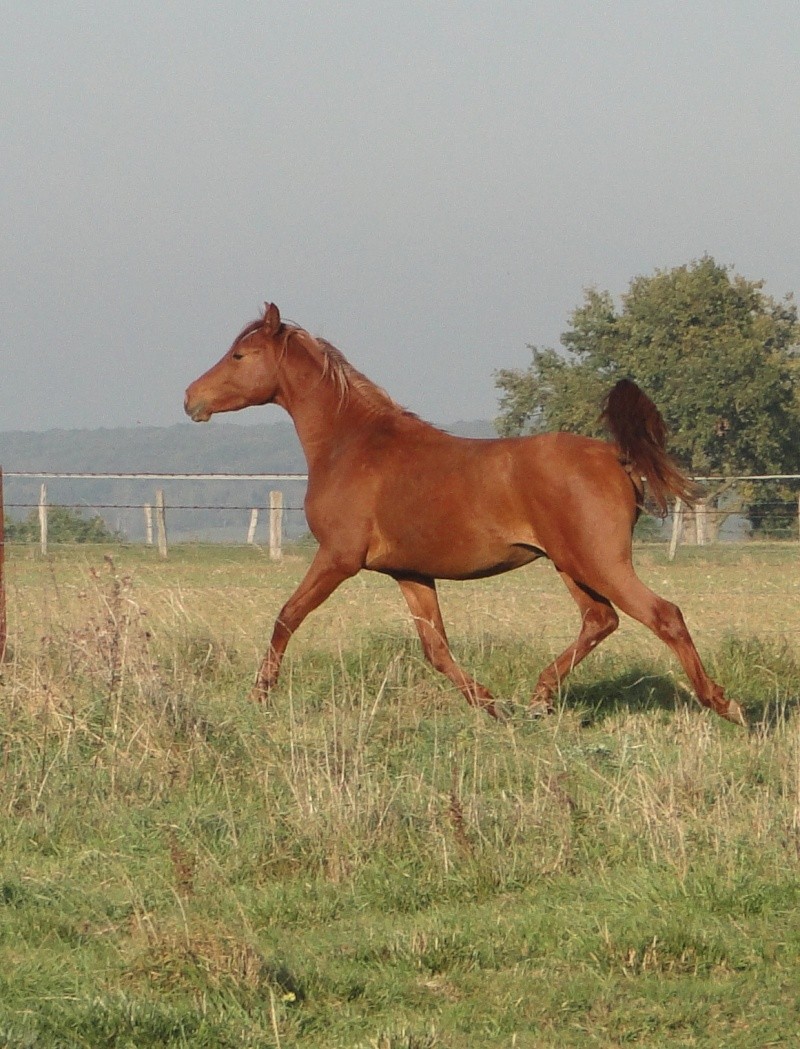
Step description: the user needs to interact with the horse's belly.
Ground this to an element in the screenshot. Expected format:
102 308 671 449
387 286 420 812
364 526 544 580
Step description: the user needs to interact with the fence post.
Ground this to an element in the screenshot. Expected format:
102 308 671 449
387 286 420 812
247 508 259 545
143 503 153 545
0 467 7 662
269 490 283 561
39 483 48 556
155 489 168 558
668 498 683 561
695 499 708 546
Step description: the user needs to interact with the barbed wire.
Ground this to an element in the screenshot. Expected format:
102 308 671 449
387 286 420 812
7 471 800 481
2 471 309 480
5 500 800 519
5 502 307 512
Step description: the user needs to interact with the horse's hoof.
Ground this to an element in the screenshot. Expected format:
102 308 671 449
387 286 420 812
723 699 747 727
528 698 554 719
249 685 270 705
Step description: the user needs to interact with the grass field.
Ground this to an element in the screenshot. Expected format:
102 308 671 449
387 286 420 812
1 541 799 1047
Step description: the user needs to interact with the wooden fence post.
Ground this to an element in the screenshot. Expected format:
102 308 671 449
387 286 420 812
668 498 683 561
143 503 153 545
0 467 7 662
155 489 168 558
269 490 283 561
38 483 48 556
247 508 259 545
695 499 708 546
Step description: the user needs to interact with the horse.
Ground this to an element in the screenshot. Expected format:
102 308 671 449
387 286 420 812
184 302 745 726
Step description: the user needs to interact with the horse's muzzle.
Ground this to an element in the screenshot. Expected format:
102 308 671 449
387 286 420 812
184 394 211 423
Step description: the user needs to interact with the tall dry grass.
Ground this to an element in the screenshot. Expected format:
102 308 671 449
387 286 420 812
1 543 799 1047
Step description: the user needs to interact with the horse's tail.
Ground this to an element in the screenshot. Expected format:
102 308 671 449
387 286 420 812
600 379 699 515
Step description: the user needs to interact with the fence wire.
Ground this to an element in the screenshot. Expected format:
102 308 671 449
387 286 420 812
3 473 800 546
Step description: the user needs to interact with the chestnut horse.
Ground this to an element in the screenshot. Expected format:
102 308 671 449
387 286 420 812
184 303 745 725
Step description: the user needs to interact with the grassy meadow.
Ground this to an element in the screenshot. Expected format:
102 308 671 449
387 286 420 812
1 540 800 1047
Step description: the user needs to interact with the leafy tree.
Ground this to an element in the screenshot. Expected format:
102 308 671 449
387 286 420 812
4 506 122 544
495 257 800 533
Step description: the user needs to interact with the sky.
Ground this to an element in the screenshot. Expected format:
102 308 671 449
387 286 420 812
2 1 799 433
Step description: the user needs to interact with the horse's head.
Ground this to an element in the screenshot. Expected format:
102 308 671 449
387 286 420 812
184 303 285 422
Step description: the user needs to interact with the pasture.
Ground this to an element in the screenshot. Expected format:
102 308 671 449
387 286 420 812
1 541 799 1047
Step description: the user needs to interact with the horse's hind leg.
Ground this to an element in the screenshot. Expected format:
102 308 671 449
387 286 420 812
396 575 503 719
595 566 746 725
530 572 619 713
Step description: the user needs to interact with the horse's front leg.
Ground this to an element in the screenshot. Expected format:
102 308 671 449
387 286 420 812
395 575 505 720
252 549 354 702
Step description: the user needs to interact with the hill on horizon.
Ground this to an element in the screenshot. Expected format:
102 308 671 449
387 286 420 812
0 417 496 473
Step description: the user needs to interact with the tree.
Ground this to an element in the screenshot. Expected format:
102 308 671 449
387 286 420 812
495 257 800 532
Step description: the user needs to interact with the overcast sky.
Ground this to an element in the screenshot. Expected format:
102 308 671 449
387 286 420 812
2 1 798 433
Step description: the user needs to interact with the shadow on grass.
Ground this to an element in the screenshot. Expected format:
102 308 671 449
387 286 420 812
474 631 800 731
742 692 800 735
544 667 691 727
519 665 800 733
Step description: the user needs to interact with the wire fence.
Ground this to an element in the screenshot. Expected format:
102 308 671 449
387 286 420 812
2 470 800 553
1 471 310 551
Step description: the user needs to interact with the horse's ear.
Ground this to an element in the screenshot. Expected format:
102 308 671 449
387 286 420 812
263 302 281 334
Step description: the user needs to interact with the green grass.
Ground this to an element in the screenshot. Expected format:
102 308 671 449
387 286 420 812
1 543 800 1046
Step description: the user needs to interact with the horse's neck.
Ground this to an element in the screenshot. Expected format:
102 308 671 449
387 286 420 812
274 341 374 470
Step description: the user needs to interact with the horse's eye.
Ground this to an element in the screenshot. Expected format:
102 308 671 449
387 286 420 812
232 351 244 361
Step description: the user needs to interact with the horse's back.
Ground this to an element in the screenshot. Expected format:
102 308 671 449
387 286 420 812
349 421 636 523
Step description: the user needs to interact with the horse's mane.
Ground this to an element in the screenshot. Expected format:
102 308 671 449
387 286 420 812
233 316 413 420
